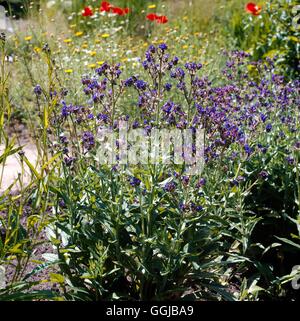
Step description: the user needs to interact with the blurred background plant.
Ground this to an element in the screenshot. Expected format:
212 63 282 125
229 0 300 78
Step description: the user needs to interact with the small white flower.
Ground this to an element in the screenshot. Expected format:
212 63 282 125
46 1 56 9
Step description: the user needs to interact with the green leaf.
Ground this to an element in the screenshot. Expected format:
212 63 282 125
23 261 60 281
49 273 65 284
275 237 300 250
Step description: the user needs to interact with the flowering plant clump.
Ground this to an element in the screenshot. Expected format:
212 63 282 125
56 45 298 167
32 44 300 300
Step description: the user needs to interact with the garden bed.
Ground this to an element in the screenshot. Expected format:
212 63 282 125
0 0 299 302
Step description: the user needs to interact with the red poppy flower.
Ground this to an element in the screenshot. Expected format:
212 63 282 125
100 1 112 12
112 6 130 16
82 6 93 17
146 13 158 21
100 2 129 15
156 15 168 24
245 2 262 16
112 7 123 15
146 13 168 24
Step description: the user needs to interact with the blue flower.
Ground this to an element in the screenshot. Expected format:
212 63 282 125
230 179 239 187
158 43 168 52
175 67 185 79
244 144 253 155
142 61 149 70
124 77 134 87
97 113 109 123
87 113 94 120
172 56 179 65
59 200 66 208
145 51 152 62
181 176 190 186
260 113 267 123
266 123 272 132
132 120 139 129
191 202 203 212
164 83 172 91
135 80 147 91
185 62 202 72
148 45 156 53
164 181 177 192
61 102 71 118
64 156 76 167
34 84 42 96
196 178 206 188
59 134 68 144
82 131 95 150
96 62 109 76
259 171 268 179
129 176 141 187
162 101 174 114
286 156 294 165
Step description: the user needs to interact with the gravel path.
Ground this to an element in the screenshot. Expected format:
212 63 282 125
0 140 38 193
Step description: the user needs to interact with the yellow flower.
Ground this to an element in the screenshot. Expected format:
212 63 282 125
97 61 105 65
148 4 156 9
95 39 101 44
75 31 84 37
82 44 88 49
88 63 96 69
121 58 128 62
24 36 32 41
101 33 110 38
34 47 41 53
64 69 73 73
183 16 188 21
89 51 97 57
63 38 72 43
